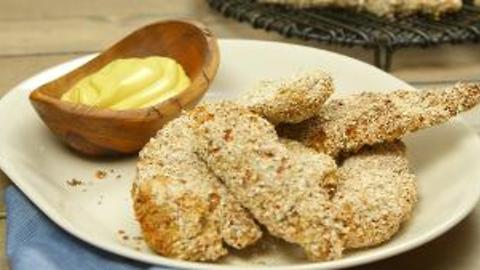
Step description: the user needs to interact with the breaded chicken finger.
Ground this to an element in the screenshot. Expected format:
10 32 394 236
190 102 344 261
279 83 480 157
133 115 262 261
241 69 334 124
334 141 417 248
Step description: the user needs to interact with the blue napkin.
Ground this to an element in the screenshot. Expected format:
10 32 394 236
5 186 169 270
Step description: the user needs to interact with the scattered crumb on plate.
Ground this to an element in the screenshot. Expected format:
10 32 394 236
66 178 83 186
95 170 107 179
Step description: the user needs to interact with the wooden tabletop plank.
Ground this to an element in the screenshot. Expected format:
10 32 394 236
0 13 323 56
0 54 84 93
0 172 8 214
0 0 212 20
0 220 7 270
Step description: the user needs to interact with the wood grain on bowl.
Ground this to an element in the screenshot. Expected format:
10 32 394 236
29 20 220 156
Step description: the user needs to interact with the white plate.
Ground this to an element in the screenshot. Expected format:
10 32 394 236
1 40 480 270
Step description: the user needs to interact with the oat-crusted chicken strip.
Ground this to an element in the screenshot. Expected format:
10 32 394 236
133 115 262 262
334 141 417 248
279 83 480 157
241 69 334 124
190 102 345 261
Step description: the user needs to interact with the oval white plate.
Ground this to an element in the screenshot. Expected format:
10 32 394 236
1 40 480 270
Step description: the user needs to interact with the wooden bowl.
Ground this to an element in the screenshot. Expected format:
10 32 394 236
29 20 220 156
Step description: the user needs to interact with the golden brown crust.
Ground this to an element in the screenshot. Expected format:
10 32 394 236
190 102 345 261
134 179 226 260
133 115 262 261
279 83 480 157
241 69 334 124
334 141 417 248
134 180 180 257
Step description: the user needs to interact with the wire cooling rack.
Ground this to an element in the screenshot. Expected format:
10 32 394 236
207 0 480 70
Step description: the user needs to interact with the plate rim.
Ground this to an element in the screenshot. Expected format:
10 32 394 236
1 39 480 270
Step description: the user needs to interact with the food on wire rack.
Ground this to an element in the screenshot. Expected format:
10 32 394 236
258 0 463 17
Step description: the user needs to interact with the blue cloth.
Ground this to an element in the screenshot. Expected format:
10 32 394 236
5 186 169 270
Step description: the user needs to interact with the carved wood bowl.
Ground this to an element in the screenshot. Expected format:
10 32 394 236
29 20 220 156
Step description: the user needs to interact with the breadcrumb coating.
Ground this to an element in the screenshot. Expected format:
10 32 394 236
190 102 345 261
241 69 334 124
280 138 338 194
258 0 462 17
279 83 480 157
334 141 417 248
133 115 262 262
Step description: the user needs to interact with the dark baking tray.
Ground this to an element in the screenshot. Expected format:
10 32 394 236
207 0 480 70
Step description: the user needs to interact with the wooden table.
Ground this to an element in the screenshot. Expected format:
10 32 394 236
1 1 479 269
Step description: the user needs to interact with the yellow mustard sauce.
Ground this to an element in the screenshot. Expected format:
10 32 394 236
61 56 191 110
